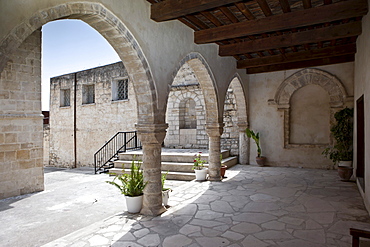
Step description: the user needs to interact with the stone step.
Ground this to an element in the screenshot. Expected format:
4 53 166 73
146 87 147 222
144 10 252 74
117 149 231 163
108 168 196 181
113 156 238 170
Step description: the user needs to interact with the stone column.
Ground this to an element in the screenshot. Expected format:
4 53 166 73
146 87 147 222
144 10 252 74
136 123 168 216
206 123 224 181
238 122 249 165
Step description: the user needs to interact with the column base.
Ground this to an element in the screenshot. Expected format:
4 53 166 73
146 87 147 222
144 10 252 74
208 176 222 181
140 205 167 216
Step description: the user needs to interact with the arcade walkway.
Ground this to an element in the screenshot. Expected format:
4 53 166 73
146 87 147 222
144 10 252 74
1 165 370 247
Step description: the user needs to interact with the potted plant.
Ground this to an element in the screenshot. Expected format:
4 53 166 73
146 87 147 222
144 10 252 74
161 171 172 207
322 107 354 181
220 154 227 178
192 152 208 181
106 159 147 213
246 128 266 166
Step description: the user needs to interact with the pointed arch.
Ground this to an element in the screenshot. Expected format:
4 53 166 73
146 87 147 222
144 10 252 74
229 73 248 125
0 2 157 123
171 52 220 124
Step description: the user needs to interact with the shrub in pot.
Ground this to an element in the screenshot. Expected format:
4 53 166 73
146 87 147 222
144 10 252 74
322 107 354 181
106 159 147 213
161 171 172 207
246 128 266 166
192 152 208 181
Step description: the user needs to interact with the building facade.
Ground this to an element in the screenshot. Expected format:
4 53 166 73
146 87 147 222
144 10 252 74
49 62 137 168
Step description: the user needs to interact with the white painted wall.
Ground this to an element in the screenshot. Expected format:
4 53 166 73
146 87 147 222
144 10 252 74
248 63 354 168
354 0 370 213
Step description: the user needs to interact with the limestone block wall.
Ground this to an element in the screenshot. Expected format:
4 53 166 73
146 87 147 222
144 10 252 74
221 89 239 156
248 63 354 169
0 30 43 199
165 63 240 152
43 124 50 166
49 62 137 168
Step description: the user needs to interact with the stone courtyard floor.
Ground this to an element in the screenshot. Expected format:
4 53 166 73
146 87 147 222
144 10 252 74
1 165 370 247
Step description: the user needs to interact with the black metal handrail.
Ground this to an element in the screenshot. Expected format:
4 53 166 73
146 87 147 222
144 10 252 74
94 131 141 174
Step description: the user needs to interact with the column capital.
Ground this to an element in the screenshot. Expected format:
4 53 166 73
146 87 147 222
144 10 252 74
237 121 249 132
135 123 168 145
206 122 224 137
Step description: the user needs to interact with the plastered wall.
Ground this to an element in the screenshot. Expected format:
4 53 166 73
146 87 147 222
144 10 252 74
248 63 354 168
354 0 370 213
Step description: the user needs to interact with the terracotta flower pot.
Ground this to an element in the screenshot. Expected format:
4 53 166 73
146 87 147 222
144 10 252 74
256 156 266 166
220 165 227 178
338 166 353 181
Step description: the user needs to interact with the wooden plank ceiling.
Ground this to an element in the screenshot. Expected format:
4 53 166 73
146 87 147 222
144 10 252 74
146 0 368 74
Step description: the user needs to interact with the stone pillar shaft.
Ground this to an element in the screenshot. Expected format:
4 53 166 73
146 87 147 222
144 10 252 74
206 123 224 181
136 123 168 216
238 122 249 165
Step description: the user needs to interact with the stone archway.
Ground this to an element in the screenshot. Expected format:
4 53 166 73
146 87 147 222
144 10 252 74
0 2 157 123
0 2 159 202
170 53 220 125
168 52 223 180
270 68 349 148
222 74 249 164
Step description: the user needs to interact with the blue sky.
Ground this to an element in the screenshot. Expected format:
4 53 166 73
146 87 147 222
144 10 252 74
41 19 120 110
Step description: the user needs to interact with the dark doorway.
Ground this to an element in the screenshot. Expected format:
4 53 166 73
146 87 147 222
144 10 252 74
356 95 365 191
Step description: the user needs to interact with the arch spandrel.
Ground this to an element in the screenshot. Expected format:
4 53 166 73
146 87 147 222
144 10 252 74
0 2 158 124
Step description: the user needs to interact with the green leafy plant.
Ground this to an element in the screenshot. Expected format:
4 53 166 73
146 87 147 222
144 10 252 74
106 159 147 197
192 152 206 170
161 171 171 191
246 128 262 157
322 107 354 164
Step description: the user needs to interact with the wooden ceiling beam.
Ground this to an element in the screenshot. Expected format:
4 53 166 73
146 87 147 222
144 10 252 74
279 0 292 13
257 0 273 16
246 54 355 74
219 21 362 56
302 0 312 9
194 0 368 44
150 0 242 22
237 44 356 69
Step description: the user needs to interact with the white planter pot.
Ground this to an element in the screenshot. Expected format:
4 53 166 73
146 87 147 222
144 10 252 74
125 195 143 213
162 190 170 206
338 160 353 167
194 168 208 181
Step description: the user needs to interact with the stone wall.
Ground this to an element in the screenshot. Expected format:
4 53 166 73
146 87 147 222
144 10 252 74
49 62 137 168
165 63 240 153
0 30 44 199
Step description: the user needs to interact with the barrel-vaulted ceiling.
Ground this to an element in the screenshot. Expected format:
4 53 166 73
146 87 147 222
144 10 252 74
146 0 368 74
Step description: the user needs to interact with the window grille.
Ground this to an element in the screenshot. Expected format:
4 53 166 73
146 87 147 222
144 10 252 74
60 89 70 107
83 84 95 104
117 79 128 100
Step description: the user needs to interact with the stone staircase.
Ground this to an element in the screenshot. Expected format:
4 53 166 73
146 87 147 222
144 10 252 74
108 149 238 181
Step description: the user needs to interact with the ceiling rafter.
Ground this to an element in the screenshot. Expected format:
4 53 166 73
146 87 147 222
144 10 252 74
237 44 357 69
247 54 355 74
147 0 367 74
150 0 243 22
194 0 367 44
219 21 362 56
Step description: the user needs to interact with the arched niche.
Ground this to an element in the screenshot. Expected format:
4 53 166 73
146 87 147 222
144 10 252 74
269 68 350 148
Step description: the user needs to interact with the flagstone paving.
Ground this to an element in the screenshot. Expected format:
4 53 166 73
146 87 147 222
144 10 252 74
41 165 370 247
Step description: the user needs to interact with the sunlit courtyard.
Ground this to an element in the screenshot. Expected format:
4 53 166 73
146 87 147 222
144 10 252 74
1 165 370 247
